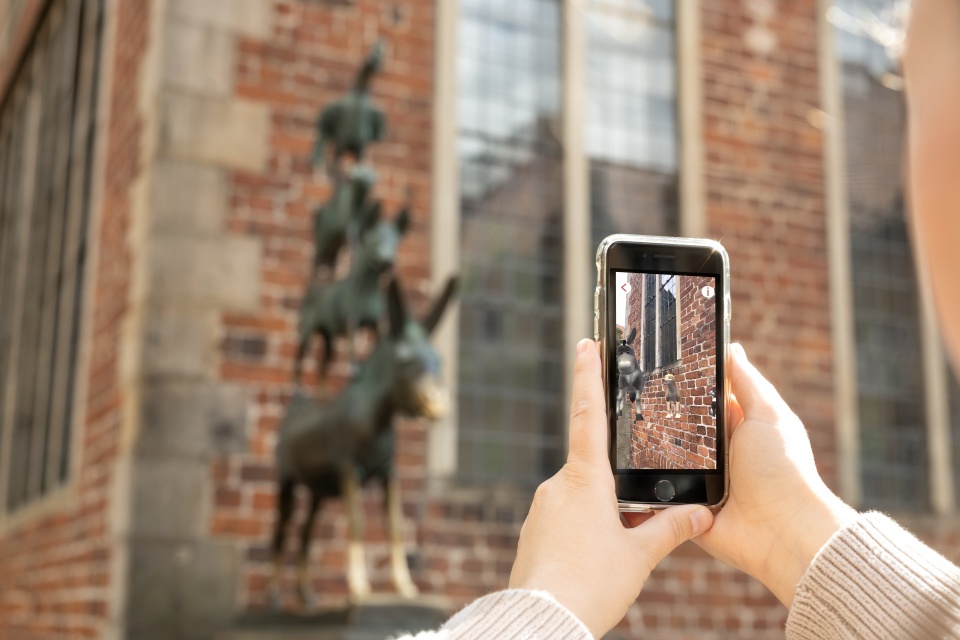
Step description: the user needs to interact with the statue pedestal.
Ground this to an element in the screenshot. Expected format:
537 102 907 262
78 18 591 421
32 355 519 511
220 595 451 640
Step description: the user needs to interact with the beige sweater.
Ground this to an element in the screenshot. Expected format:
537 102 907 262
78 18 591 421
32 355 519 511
396 512 960 639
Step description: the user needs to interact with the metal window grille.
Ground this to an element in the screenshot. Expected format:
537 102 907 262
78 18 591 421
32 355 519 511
0 0 103 513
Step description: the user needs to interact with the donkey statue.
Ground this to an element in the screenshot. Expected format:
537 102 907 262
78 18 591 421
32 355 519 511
312 164 378 274
617 327 646 422
295 205 410 383
271 277 458 607
310 41 385 171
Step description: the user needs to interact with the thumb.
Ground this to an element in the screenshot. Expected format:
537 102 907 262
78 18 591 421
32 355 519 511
566 339 608 470
630 505 713 569
729 343 786 423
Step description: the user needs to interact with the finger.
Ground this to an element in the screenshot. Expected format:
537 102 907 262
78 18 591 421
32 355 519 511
727 392 745 436
622 511 654 528
729 344 786 422
567 339 608 469
629 505 714 568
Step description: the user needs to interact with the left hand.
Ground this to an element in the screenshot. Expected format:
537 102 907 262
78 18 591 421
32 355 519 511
509 339 714 637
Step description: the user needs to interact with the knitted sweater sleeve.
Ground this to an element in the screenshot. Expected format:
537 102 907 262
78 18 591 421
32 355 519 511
786 511 960 639
392 589 593 640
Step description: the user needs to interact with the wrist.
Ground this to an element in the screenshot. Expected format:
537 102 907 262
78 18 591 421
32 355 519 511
761 490 857 608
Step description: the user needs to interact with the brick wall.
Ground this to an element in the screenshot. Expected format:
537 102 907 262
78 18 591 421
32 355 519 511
626 274 718 470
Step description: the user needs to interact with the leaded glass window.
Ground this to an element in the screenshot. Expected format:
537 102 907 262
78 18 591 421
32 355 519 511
835 0 929 510
587 0 679 247
456 0 565 486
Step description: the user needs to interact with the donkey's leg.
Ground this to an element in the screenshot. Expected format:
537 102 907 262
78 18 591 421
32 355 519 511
341 470 371 600
617 388 624 417
293 336 308 384
317 331 333 392
295 491 323 610
269 478 296 611
383 475 418 598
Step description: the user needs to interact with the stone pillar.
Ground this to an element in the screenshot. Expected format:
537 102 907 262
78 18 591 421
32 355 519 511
119 0 272 637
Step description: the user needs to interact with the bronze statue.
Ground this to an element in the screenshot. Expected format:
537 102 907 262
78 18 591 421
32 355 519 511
312 164 378 274
310 41 386 171
616 327 645 422
295 203 410 383
271 277 458 607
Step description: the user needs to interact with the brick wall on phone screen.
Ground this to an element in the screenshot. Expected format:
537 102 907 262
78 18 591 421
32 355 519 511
625 274 717 470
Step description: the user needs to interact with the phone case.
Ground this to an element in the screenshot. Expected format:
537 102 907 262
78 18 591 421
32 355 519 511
595 234 731 512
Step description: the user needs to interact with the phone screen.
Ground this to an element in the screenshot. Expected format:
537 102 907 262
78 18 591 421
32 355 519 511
612 270 718 471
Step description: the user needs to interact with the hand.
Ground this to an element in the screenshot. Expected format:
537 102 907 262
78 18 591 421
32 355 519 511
694 344 857 607
509 339 714 637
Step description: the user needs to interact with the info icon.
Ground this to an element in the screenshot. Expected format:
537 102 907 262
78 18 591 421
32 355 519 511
702 285 715 299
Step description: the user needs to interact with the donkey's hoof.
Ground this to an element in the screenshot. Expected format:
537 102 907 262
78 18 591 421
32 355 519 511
636 414 644 422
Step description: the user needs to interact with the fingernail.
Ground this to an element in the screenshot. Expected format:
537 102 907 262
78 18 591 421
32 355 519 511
730 343 745 361
690 507 713 537
576 338 592 355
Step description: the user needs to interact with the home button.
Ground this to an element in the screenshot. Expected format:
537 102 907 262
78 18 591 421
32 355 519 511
654 479 676 502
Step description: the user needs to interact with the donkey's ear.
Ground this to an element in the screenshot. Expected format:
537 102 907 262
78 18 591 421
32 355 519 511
387 278 407 339
396 206 411 235
626 327 637 344
423 276 458 336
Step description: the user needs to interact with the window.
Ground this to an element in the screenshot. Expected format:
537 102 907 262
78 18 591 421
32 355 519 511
587 0 679 247
453 0 684 486
0 0 103 514
635 273 679 373
832 0 934 511
456 0 565 486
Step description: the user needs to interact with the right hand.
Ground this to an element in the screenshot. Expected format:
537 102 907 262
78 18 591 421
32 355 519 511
695 344 857 607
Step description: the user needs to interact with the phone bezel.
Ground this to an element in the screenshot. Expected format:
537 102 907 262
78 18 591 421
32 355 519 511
596 235 730 511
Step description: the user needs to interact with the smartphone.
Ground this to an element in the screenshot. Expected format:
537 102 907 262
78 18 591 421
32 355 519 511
595 235 730 511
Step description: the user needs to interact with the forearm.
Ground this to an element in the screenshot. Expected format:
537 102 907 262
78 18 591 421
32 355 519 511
393 590 592 640
786 512 960 639
903 0 960 371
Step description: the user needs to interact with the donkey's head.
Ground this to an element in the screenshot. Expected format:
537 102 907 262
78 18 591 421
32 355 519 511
354 202 410 275
383 277 458 420
617 327 639 375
